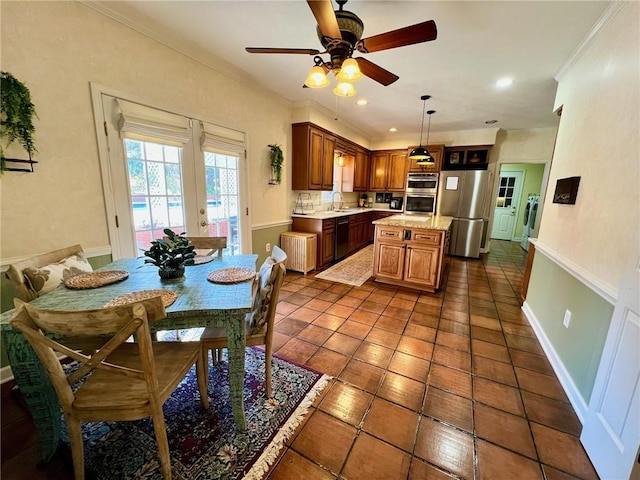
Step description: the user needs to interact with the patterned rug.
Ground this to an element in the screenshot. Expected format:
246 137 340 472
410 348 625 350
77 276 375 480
60 348 330 480
315 244 374 286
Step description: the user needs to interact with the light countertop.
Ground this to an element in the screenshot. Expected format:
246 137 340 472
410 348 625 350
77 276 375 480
292 207 403 220
373 214 453 231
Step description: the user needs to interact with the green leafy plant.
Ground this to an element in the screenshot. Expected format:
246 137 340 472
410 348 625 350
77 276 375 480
143 228 195 270
268 143 283 184
1 71 38 171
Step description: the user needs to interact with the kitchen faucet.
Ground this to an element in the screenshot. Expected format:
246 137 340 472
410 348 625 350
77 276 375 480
330 192 344 211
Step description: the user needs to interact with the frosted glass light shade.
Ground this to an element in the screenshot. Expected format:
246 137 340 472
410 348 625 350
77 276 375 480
333 82 357 97
336 58 363 82
304 66 329 88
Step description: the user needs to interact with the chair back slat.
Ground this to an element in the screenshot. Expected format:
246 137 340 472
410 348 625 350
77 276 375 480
163 235 227 259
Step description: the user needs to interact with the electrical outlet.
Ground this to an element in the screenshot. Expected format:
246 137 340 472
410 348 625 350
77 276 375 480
563 309 572 328
265 243 271 252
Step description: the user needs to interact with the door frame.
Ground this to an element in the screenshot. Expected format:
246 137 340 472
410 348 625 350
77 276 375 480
90 83 251 259
491 169 525 241
485 161 551 252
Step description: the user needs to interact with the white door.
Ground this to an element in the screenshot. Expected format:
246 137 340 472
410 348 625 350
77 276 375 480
491 171 524 240
97 93 248 259
581 239 640 480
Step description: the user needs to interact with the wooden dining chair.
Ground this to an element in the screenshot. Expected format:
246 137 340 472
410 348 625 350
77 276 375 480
188 236 227 259
5 244 90 301
163 235 227 259
11 297 209 480
200 245 287 398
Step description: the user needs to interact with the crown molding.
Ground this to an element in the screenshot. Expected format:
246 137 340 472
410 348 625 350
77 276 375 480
555 1 625 82
80 1 292 109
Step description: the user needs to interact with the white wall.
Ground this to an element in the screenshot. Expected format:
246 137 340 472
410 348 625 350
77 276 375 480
538 2 640 291
0 1 292 258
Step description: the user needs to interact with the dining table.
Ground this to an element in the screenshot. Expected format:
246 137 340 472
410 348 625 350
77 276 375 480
0 253 258 464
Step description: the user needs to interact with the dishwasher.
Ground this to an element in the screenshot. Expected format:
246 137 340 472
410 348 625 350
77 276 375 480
335 217 350 261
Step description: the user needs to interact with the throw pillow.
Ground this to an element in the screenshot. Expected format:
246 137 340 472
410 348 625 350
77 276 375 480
23 252 93 297
248 257 280 334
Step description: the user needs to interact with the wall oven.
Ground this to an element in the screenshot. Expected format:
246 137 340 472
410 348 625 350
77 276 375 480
404 173 438 215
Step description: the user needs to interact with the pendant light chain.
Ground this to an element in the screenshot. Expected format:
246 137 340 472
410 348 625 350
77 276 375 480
418 99 426 146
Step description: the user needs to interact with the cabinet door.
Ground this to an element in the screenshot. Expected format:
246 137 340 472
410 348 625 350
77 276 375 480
404 246 439 287
408 144 444 172
321 219 335 266
308 128 324 190
388 150 408 191
374 242 406 280
322 134 336 190
369 152 389 191
354 148 370 192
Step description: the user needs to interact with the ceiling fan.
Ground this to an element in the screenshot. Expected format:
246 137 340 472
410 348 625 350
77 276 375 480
245 0 437 92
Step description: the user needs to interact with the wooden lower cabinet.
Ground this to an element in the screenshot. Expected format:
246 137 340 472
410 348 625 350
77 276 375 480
348 212 373 253
373 224 447 292
292 217 336 268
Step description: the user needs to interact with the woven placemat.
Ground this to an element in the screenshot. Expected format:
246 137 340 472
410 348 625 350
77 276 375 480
207 267 255 284
193 255 214 265
104 289 177 308
65 270 129 289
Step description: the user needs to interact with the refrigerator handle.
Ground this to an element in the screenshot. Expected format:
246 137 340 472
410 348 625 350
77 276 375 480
482 169 494 216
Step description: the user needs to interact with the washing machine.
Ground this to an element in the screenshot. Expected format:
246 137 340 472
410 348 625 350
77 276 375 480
521 195 539 251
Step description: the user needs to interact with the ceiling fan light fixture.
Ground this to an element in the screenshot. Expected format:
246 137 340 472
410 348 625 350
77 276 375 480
304 65 329 88
333 81 357 97
336 58 363 82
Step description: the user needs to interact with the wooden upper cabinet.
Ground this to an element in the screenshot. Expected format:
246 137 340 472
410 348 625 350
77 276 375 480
354 148 370 192
407 144 445 172
292 123 335 191
322 134 336 190
370 149 408 191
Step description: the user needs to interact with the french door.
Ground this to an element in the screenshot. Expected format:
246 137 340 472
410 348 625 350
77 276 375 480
491 171 524 240
97 92 248 259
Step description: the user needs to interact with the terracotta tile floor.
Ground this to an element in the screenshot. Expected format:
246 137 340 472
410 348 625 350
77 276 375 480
1 240 600 480
266 240 600 480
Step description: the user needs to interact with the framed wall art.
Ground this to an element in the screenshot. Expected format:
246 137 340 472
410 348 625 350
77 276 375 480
553 176 581 204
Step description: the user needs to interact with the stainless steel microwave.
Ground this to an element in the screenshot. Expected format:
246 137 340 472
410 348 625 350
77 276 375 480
406 172 439 192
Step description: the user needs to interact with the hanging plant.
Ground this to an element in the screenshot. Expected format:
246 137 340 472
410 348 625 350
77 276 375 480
267 143 283 185
0 71 38 172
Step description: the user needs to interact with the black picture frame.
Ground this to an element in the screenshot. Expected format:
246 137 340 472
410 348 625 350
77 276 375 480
553 176 581 204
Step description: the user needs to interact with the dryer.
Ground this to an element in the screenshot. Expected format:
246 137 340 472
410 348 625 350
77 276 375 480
521 195 540 251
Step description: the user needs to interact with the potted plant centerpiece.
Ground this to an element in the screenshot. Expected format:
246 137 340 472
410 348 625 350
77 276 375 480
143 228 195 279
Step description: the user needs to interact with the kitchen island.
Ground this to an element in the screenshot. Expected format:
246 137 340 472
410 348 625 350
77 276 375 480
372 215 453 293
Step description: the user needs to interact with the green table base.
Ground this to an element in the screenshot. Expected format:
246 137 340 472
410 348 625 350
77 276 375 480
1 255 257 463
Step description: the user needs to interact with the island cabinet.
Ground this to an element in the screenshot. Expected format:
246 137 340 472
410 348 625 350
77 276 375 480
292 217 336 268
407 144 445 173
369 149 408 192
372 222 450 293
292 123 335 191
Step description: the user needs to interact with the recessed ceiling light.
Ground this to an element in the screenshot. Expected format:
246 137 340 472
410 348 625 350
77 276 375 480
496 78 513 88
389 127 397 132
485 120 498 124
356 98 368 106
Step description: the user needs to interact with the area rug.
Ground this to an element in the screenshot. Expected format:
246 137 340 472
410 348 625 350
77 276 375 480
315 244 374 286
60 348 331 480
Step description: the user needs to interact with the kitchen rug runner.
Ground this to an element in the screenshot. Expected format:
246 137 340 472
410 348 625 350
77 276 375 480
60 347 330 480
315 244 374 287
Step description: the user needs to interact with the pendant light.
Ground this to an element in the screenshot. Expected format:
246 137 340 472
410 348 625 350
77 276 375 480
409 95 435 164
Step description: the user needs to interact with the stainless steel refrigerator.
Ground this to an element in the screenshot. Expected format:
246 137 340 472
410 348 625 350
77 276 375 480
437 170 490 258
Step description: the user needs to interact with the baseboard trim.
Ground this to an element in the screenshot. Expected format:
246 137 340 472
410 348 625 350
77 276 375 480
522 301 589 423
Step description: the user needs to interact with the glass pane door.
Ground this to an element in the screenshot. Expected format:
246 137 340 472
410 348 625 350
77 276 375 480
203 151 240 255
125 139 187 253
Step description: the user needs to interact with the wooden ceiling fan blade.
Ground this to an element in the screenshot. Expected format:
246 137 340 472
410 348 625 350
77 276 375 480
246 47 321 55
355 57 399 86
307 0 341 39
358 20 437 53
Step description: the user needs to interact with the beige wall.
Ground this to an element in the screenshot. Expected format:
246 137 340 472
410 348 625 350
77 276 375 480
539 2 639 291
0 1 292 259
